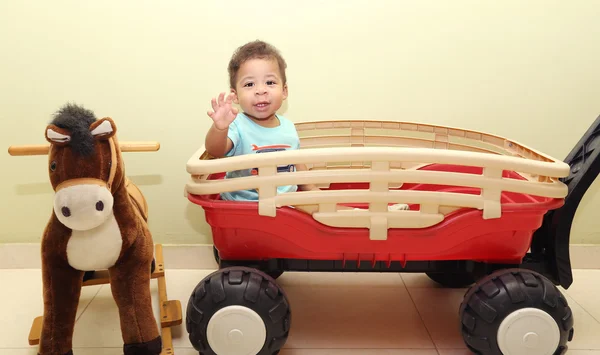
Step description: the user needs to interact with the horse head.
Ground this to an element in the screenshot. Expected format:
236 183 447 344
45 104 123 231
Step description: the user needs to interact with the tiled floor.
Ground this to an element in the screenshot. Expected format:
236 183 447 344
1 268 599 355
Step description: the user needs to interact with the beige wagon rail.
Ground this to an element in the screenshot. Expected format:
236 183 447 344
186 120 570 240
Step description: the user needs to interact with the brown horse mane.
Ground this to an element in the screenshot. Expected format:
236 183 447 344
50 103 97 156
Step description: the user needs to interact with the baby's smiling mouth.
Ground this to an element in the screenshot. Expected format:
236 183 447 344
255 101 270 108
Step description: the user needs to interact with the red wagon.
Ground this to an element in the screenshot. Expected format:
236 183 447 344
183 118 598 355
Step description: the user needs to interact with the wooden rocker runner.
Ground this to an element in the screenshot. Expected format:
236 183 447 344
8 104 181 355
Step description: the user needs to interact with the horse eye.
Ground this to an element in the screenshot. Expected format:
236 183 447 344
50 161 57 172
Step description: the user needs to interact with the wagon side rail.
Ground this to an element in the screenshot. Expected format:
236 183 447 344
186 143 570 241
294 120 559 171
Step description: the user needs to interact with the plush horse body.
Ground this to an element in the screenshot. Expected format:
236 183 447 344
39 104 160 355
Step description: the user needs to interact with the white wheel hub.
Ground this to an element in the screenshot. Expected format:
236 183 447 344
497 307 560 355
207 305 267 355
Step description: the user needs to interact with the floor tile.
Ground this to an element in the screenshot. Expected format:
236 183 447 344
406 287 468 349
563 292 600 350
72 284 140 347
277 271 405 288
0 270 44 349
0 269 100 348
280 350 439 355
282 284 434 349
437 350 600 355
401 272 447 288
0 350 39 355
169 350 202 355
563 270 600 322
70 269 212 348
433 350 472 355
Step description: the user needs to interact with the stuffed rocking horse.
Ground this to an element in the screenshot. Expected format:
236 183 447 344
39 104 161 355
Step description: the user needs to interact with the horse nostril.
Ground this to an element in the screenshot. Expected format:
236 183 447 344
96 201 104 211
61 207 71 217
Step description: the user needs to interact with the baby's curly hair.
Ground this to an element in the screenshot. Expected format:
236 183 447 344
228 40 287 89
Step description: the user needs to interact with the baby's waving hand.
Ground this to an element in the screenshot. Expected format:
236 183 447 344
208 92 239 131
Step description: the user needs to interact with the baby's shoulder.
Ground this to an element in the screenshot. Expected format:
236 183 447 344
277 115 297 129
276 114 291 123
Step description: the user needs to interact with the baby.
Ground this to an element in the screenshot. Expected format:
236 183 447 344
203 40 318 201
204 40 408 211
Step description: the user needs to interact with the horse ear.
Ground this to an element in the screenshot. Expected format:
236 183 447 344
90 117 117 140
45 124 71 146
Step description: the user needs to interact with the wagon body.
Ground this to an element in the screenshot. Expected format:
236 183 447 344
188 166 563 266
185 119 572 276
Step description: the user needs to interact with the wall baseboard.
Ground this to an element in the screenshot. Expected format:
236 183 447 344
2 243 599 270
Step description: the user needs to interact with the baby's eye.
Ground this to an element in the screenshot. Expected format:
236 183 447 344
244 82 254 87
266 81 276 85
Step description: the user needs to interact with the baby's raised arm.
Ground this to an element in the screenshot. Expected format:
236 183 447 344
205 92 237 157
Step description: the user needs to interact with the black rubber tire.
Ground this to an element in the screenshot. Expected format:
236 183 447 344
426 271 476 288
213 246 220 266
214 246 284 280
459 268 574 355
186 266 291 355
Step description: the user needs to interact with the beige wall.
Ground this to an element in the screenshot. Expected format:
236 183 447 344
1 0 599 244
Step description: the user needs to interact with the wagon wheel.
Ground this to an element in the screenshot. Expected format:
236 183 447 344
459 268 574 355
426 271 476 288
186 267 291 355
213 246 220 266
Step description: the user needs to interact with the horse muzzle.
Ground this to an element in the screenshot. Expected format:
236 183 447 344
53 178 114 231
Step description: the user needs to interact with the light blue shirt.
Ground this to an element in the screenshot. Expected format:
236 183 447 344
220 113 299 201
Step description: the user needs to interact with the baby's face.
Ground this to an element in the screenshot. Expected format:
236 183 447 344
233 58 287 121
